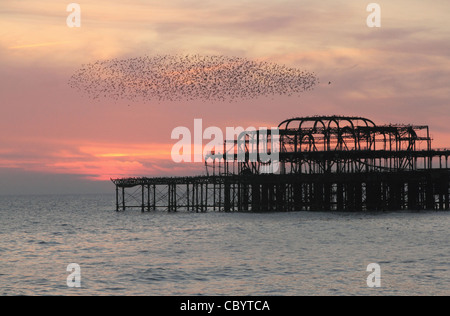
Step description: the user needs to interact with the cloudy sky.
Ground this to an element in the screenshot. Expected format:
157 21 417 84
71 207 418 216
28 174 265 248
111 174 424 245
1 0 450 194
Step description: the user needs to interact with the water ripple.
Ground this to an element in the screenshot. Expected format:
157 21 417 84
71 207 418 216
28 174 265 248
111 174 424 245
1 194 449 295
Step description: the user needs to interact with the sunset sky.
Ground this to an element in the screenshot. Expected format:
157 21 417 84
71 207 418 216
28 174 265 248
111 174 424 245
1 0 450 194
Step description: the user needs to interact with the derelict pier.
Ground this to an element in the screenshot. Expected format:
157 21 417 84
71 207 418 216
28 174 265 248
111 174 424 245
112 116 450 212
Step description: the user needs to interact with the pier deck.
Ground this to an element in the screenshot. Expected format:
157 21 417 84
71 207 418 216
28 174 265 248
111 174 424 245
112 169 450 212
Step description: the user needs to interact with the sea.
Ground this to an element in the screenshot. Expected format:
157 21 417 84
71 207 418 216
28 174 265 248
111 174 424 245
0 194 449 296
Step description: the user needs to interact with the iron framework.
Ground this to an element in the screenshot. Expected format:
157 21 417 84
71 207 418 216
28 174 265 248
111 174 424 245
112 116 450 212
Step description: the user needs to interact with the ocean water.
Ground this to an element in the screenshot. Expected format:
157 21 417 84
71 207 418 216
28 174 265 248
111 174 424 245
0 194 449 296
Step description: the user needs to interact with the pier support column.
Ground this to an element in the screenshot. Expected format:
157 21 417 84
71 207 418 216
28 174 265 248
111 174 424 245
312 182 323 211
153 184 156 211
408 181 419 210
147 185 151 211
366 181 377 211
438 176 448 210
252 183 260 212
261 184 269 212
224 181 231 212
276 183 285 212
115 185 119 212
355 182 362 212
337 182 344 211
446 180 450 211
122 187 126 211
346 183 355 211
201 184 205 212
141 185 145 212
426 175 435 210
186 184 190 212
293 183 302 211
242 183 249 211
324 182 331 211
168 184 172 212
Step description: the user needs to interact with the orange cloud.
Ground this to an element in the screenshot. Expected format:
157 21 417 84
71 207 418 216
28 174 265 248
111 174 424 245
8 41 71 50
0 139 176 181
80 143 171 159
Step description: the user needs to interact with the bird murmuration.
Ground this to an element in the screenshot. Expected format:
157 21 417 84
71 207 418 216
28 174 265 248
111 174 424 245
68 54 318 103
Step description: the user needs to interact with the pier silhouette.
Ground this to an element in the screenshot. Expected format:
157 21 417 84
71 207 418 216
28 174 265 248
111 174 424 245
112 116 450 212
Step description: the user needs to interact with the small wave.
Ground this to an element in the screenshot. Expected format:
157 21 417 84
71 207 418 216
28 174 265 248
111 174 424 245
104 287 127 292
36 241 62 245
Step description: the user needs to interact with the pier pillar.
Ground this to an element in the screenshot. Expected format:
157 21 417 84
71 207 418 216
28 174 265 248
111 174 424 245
313 182 323 211
276 183 285 212
141 184 145 212
153 184 156 211
122 187 126 211
346 183 355 211
186 184 190 212
261 184 269 212
408 181 419 210
438 176 448 210
355 182 362 212
337 182 344 211
293 183 302 211
324 182 331 211
425 175 435 210
224 180 231 212
115 185 119 212
242 183 249 211
147 184 151 211
446 179 450 210
252 183 260 212
366 181 379 211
